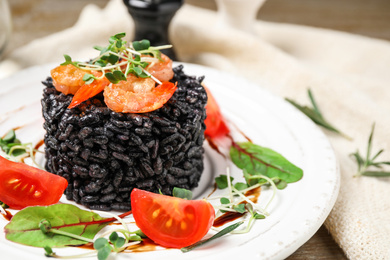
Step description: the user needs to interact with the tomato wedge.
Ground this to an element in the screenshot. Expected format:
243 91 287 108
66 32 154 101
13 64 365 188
131 188 215 248
204 87 230 138
0 156 68 209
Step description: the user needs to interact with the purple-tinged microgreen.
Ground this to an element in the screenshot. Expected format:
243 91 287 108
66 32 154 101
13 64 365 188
351 123 390 177
286 89 352 140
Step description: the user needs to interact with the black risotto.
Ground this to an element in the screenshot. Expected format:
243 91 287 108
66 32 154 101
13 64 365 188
41 65 207 211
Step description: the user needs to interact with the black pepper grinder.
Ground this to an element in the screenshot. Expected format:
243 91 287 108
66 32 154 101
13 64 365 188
122 0 184 61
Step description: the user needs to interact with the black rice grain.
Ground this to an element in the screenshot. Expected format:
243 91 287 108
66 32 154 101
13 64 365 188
41 65 207 211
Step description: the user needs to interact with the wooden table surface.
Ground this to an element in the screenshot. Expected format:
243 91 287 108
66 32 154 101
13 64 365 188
5 0 390 259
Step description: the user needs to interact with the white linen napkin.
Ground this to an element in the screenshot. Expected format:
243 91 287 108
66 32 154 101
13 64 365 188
1 0 390 258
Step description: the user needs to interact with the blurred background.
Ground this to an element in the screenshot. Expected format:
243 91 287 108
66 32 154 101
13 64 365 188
5 0 390 56
3 0 390 259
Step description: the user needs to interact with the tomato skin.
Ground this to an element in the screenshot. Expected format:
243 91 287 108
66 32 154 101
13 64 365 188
131 188 215 248
0 156 68 209
204 87 230 138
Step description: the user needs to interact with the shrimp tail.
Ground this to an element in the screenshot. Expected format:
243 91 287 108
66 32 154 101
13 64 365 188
68 78 110 109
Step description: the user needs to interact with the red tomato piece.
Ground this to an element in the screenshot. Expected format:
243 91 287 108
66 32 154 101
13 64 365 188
131 188 215 248
204 87 230 138
0 156 68 209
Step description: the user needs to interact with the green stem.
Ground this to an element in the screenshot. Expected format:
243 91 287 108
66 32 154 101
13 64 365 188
49 228 94 243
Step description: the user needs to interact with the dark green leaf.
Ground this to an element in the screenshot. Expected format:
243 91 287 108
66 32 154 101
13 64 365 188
172 187 193 200
2 130 15 142
132 66 143 76
107 54 119 65
97 245 112 260
276 180 288 190
94 238 109 250
114 237 126 249
5 204 109 248
44 246 54 257
220 197 230 205
105 73 120 84
132 39 150 51
181 221 244 252
114 32 126 40
109 232 118 243
82 73 95 84
215 175 234 189
230 142 303 184
128 235 143 241
234 182 248 191
233 204 246 213
113 70 127 81
134 229 147 238
253 213 266 219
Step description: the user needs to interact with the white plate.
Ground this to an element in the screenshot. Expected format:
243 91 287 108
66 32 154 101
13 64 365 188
0 63 339 260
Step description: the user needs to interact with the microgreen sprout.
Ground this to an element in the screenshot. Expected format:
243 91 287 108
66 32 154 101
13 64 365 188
61 33 172 85
351 123 390 177
0 129 44 169
39 211 142 260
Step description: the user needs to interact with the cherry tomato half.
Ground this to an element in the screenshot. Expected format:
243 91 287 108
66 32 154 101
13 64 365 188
131 188 215 248
204 87 230 138
0 156 68 209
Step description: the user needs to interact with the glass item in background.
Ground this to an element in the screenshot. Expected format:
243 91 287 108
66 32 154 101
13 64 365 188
215 0 266 32
122 0 184 61
0 0 12 59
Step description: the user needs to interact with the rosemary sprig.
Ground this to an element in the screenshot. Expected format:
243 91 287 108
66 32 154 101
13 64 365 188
350 124 390 177
286 89 352 140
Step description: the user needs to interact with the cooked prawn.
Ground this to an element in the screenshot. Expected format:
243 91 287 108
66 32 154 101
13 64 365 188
104 76 177 113
51 64 88 95
51 54 176 112
145 53 174 83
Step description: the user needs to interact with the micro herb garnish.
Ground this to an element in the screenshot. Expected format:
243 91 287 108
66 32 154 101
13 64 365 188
61 33 172 85
173 187 193 200
285 89 352 140
207 166 276 236
0 129 43 169
181 221 244 253
351 123 390 177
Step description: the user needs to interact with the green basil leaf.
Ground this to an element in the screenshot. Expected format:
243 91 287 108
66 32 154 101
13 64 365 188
230 142 303 183
5 204 110 248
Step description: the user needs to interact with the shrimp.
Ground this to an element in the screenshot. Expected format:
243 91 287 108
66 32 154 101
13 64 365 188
145 53 174 82
51 64 87 95
104 75 177 113
51 54 176 112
